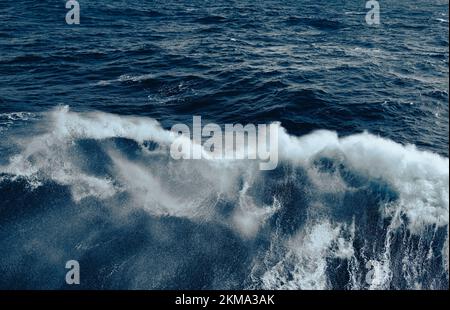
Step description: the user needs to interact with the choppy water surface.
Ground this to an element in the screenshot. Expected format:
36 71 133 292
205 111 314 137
0 0 448 289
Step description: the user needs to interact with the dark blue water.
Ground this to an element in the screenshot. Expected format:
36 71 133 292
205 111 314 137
0 0 448 289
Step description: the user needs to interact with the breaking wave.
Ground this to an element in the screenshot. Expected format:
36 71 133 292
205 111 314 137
0 106 448 289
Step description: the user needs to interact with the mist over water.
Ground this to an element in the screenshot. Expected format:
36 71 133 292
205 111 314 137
0 0 448 289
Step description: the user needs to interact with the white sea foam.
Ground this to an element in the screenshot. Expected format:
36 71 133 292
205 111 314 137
232 181 281 238
93 73 155 86
0 111 37 133
0 111 36 121
278 128 449 233
0 106 448 239
435 18 449 23
261 220 356 289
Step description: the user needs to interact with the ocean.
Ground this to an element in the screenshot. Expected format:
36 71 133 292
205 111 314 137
0 0 448 289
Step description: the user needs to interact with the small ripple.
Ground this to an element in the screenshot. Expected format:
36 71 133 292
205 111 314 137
195 15 228 24
286 17 343 30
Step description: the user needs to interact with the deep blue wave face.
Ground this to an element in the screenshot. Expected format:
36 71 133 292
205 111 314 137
0 0 448 290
